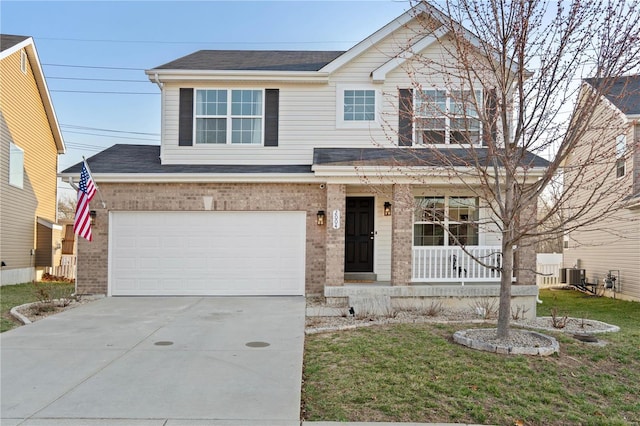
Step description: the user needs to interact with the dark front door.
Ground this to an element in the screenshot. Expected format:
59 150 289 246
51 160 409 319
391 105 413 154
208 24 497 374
345 197 374 272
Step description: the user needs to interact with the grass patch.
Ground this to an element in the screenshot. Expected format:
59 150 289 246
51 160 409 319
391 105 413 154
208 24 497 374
0 281 75 333
302 289 640 425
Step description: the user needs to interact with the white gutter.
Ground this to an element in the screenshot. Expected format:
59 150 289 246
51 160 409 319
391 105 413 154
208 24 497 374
152 72 163 90
312 164 547 179
58 172 323 184
145 69 329 84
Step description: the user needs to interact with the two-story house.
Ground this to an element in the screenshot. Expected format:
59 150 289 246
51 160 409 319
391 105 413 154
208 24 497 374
564 75 640 301
60 4 547 312
1 35 66 285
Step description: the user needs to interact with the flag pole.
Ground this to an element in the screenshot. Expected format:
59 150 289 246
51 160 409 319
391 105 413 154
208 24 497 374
82 157 107 209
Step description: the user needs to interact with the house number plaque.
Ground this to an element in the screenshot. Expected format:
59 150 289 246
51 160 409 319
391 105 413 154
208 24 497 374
332 210 340 229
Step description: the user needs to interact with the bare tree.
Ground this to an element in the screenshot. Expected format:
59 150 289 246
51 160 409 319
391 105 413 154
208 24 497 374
58 195 77 221
535 195 563 254
383 0 640 338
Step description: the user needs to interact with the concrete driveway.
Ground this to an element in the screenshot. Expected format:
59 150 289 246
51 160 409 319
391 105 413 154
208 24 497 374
1 296 305 426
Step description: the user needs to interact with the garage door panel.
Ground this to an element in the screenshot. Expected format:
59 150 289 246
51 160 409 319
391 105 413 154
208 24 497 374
110 211 305 296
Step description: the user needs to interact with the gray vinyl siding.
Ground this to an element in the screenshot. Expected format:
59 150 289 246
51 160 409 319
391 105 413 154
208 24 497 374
564 108 640 301
564 206 640 300
634 124 640 195
1 115 37 274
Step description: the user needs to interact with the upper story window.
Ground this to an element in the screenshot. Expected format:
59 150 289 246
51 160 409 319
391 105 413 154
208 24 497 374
615 134 626 178
413 196 479 246
195 89 263 145
336 85 379 128
414 89 482 145
9 142 24 188
344 90 375 121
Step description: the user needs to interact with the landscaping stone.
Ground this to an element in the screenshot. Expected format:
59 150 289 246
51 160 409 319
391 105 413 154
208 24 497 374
453 328 560 356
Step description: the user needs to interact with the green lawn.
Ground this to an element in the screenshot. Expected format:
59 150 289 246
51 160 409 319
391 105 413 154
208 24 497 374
0 281 75 333
302 289 640 425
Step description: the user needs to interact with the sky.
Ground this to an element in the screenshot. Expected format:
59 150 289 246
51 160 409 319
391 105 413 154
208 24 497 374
1 0 412 199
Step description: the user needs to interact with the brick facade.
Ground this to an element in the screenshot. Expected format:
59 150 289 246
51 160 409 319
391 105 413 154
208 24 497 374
76 181 539 295
515 195 538 285
390 184 413 285
77 182 327 295
324 184 346 287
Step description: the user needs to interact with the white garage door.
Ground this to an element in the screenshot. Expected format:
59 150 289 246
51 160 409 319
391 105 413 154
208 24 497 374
109 211 306 296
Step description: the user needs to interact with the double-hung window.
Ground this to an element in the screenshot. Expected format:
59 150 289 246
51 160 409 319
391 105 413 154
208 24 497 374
195 89 263 145
615 134 626 178
415 89 482 145
414 196 479 246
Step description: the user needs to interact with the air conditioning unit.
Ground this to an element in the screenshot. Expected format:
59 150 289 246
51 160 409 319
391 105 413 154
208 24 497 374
567 269 585 286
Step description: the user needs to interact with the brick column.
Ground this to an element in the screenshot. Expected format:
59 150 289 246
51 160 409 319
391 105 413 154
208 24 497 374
516 195 537 285
391 184 413 286
325 184 346 287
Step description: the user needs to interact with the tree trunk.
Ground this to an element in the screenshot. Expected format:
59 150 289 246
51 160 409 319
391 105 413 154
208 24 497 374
496 242 513 338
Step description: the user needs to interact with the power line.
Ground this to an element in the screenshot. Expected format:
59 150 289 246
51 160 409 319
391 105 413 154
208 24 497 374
64 144 104 151
43 63 144 71
60 124 160 136
48 76 149 83
51 90 159 95
37 36 360 46
62 130 159 141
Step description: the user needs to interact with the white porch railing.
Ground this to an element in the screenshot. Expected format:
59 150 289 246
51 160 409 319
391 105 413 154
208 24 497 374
412 246 502 282
536 253 562 287
46 255 77 280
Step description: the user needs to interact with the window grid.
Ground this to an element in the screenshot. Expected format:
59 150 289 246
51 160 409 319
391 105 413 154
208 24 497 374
195 89 263 145
344 90 376 121
415 89 482 145
413 196 479 246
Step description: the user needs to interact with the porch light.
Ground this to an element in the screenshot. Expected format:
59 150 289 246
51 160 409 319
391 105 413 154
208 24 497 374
384 202 392 216
90 210 97 225
317 210 326 226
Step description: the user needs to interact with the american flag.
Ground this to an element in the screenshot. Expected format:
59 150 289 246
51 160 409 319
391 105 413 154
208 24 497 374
74 161 97 241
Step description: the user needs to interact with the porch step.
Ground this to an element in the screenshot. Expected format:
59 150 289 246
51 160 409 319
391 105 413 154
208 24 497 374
344 272 377 282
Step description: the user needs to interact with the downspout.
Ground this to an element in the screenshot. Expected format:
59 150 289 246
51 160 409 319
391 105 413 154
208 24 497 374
153 73 165 164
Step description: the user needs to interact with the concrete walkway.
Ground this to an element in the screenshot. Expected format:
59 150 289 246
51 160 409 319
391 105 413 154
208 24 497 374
0 296 305 426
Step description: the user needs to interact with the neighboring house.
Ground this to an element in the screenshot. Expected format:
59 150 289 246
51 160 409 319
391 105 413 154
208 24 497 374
564 75 640 301
60 5 547 311
0 35 66 285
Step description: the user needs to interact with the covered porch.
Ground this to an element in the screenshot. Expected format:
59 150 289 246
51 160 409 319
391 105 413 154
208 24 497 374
321 182 522 288
313 148 540 315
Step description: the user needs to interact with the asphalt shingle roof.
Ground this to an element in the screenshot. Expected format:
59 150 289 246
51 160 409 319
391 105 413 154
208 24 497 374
313 148 550 168
151 50 345 72
586 74 640 115
61 145 312 174
0 34 30 53
61 144 549 176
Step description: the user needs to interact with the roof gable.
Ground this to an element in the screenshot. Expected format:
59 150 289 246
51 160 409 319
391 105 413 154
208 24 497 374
147 3 519 83
0 34 30 55
586 75 640 116
0 34 65 154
